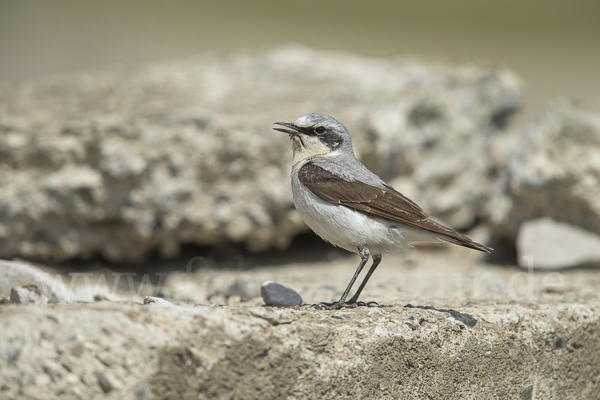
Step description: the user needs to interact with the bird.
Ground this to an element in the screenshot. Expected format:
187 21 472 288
273 113 492 310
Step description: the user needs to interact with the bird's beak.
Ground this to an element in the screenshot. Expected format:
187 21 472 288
273 122 303 136
273 122 305 147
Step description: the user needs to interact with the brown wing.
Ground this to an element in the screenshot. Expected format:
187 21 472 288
298 163 492 253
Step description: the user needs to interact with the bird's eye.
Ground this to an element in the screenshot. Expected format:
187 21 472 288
315 126 326 135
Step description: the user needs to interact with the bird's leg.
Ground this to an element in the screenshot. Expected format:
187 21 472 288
346 254 382 306
314 247 370 310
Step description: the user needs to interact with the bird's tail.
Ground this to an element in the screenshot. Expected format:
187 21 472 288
439 235 493 253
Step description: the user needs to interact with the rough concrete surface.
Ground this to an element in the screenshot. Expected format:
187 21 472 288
0 47 521 262
1 249 600 399
2 300 599 400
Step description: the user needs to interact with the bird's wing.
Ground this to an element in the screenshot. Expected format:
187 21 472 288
298 163 492 253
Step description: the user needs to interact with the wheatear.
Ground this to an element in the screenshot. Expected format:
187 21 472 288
274 113 492 310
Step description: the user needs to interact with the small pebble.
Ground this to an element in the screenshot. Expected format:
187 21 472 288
553 336 566 349
522 385 533 400
261 281 302 307
135 386 147 399
7 346 20 363
70 342 85 357
95 370 113 393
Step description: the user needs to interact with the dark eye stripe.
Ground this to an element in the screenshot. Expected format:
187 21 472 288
321 131 343 149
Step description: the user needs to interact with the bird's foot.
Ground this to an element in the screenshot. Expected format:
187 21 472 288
353 300 380 307
311 301 350 310
312 300 380 310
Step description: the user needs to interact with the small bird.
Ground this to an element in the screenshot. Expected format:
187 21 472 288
274 113 492 310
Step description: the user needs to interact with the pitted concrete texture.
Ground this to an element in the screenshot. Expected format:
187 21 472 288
1 300 598 400
1 248 599 399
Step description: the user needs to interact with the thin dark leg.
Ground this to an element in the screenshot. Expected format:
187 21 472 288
337 247 370 304
347 254 382 304
314 247 370 310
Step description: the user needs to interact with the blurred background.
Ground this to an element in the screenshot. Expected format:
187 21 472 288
1 0 599 123
1 0 600 306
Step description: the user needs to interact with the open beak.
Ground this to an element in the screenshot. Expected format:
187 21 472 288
273 122 305 146
273 122 302 136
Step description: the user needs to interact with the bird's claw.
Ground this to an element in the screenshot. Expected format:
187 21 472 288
354 300 380 307
311 301 351 310
312 300 380 310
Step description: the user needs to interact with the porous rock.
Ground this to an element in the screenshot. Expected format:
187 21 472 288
0 301 597 399
488 101 600 242
0 47 522 262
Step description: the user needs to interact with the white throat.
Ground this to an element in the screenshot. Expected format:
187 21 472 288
290 136 333 167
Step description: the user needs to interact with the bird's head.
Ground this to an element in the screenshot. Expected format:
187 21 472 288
273 113 354 165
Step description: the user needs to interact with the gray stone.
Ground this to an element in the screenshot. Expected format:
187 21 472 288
135 386 147 400
261 281 303 307
553 336 566 349
9 284 48 305
70 342 85 357
7 345 20 363
0 47 522 262
95 370 113 393
405 322 418 331
517 218 600 269
522 385 534 400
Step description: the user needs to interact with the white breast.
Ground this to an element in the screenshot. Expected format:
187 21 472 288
290 165 439 256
